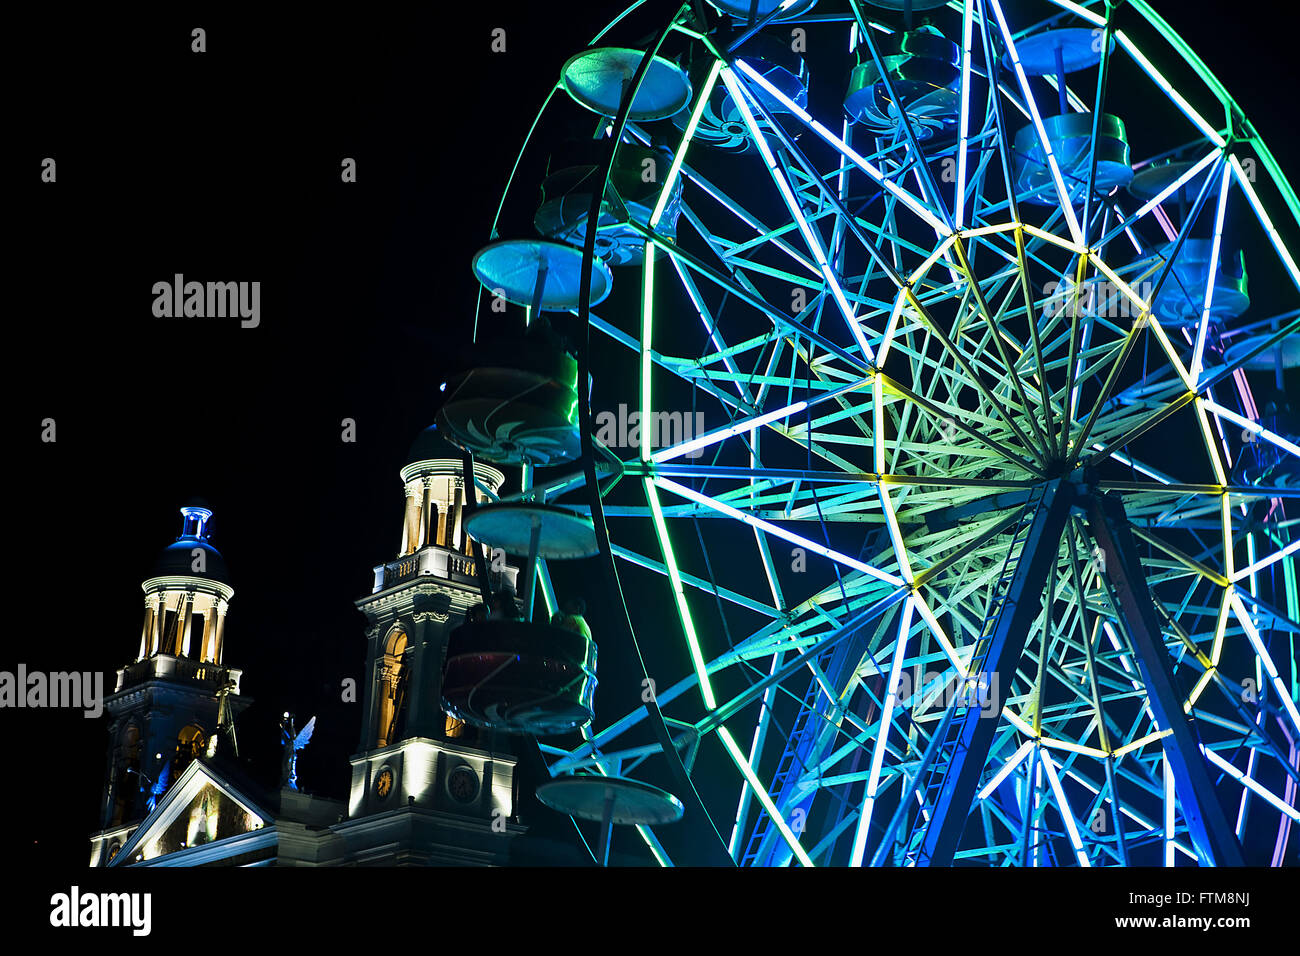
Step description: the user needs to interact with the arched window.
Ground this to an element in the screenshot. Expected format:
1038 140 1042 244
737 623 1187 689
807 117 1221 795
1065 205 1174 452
376 629 411 747
175 724 206 777
111 724 141 825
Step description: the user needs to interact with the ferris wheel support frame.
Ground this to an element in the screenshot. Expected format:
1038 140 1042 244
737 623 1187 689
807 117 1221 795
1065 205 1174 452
1088 492 1247 865
905 477 1073 865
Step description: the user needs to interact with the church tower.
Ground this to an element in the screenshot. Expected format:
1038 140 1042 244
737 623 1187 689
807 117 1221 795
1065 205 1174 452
89 504 250 867
333 425 527 865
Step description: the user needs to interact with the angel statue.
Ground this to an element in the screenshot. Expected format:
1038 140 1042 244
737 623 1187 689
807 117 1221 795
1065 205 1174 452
280 712 316 791
145 761 170 814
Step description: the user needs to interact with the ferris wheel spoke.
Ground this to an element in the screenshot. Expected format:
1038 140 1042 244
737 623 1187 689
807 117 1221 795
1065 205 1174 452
1086 390 1199 470
1080 11 1117 241
654 476 904 584
658 225 877 376
1069 323 1143 455
879 372 1046 475
719 75 887 362
952 237 1056 455
728 59 950 236
885 328 1048 467
987 0 1085 243
618 114 821 276
849 2 955 230
609 541 782 617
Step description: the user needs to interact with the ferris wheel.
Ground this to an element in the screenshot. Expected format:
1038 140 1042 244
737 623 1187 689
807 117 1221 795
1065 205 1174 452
436 0 1300 866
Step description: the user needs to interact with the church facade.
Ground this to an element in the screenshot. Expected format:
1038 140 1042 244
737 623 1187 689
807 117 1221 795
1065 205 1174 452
88 428 527 866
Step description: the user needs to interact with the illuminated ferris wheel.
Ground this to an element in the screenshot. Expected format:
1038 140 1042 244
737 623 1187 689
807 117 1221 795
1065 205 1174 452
436 0 1299 866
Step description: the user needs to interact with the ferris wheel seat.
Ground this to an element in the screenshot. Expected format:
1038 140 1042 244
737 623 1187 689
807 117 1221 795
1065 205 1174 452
1012 112 1132 205
666 49 804 154
722 30 809 116
534 143 682 266
1005 28 1113 77
561 47 692 122
472 239 613 311
436 343 582 467
1149 239 1249 325
464 502 600 561
536 774 685 826
1128 159 1213 207
844 28 961 139
1242 447 1300 488
1222 332 1299 371
441 619 598 736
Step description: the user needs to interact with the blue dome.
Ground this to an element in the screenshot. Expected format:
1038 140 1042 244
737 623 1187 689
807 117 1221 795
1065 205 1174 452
406 424 465 465
150 505 230 584
152 539 230 584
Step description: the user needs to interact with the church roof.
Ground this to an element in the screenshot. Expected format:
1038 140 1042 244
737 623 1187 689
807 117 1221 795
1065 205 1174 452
151 504 230 584
405 423 464 465
152 539 230 583
108 757 276 867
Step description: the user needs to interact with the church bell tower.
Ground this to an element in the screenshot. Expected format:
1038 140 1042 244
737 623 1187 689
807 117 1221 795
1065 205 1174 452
334 425 527 865
89 504 250 867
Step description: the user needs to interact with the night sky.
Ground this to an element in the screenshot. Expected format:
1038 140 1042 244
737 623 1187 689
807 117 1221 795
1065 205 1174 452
10 0 1299 880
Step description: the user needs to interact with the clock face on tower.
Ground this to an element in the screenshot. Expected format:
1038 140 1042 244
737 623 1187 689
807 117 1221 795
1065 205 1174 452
374 766 394 799
447 765 479 804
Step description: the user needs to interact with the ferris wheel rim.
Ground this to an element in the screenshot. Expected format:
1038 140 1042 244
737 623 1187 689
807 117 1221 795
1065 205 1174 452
471 0 1300 867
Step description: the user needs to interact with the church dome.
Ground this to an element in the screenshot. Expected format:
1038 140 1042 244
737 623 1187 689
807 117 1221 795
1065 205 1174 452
150 504 230 584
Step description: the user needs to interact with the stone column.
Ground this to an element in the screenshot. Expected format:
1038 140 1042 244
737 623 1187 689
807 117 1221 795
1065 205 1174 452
212 600 228 664
152 593 166 655
402 483 420 555
449 480 463 550
198 597 215 662
138 599 154 660
375 659 398 749
400 486 412 555
420 478 434 548
178 592 195 658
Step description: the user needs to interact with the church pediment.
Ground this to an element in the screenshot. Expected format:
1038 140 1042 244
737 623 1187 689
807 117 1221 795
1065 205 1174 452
111 759 273 866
